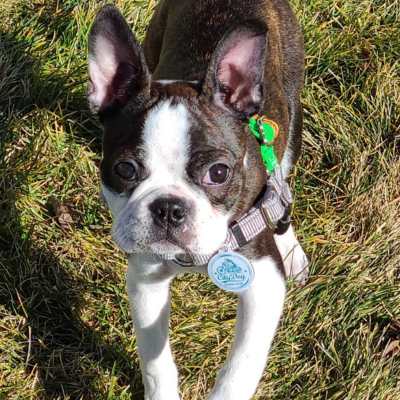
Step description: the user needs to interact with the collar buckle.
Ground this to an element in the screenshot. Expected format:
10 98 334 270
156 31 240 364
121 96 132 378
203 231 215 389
174 254 194 267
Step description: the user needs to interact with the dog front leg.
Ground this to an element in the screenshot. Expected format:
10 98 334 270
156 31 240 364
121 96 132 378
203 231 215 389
127 256 180 400
208 257 286 400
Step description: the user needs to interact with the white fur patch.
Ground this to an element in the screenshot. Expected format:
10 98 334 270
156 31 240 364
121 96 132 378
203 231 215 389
101 184 128 219
142 101 191 188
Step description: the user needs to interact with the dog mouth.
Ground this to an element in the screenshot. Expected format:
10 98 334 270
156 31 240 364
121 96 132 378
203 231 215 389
113 216 196 255
149 237 186 255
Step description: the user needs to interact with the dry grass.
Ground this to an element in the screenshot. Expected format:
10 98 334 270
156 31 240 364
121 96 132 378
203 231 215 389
0 0 399 399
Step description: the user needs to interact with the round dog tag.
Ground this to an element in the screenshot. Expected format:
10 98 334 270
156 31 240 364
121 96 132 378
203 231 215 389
208 252 254 293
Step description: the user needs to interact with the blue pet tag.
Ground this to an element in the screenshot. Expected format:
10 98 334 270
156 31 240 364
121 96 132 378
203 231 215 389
207 251 255 293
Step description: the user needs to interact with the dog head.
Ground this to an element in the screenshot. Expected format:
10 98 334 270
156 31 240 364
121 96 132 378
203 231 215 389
88 6 267 257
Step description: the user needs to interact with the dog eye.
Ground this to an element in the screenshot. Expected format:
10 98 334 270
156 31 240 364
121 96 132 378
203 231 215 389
202 163 231 186
114 160 138 181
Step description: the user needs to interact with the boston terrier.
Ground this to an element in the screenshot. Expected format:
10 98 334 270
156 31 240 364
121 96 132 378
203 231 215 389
88 1 308 399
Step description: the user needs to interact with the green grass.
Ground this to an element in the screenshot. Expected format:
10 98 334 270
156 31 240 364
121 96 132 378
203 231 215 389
0 0 399 399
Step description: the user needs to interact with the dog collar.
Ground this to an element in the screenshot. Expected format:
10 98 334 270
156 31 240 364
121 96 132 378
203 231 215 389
160 115 292 267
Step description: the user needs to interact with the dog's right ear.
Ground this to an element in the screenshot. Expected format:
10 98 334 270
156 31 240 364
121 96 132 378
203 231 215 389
88 5 150 114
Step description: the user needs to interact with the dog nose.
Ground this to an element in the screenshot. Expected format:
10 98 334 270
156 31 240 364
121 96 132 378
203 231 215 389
149 197 187 227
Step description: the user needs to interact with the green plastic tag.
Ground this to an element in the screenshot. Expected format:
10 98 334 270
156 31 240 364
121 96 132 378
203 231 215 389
260 145 277 173
248 116 279 174
249 117 262 140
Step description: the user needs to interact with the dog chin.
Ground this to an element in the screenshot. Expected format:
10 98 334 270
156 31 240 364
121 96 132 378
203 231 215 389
112 223 227 257
149 240 184 255
113 235 186 257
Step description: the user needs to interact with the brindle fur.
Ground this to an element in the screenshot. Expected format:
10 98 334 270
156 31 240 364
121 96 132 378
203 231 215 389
144 0 305 164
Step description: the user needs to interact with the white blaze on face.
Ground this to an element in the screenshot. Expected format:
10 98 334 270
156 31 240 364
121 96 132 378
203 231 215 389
140 100 191 193
107 99 230 256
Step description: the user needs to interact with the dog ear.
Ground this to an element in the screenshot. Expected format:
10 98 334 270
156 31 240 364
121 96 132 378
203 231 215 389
203 26 267 118
88 5 150 113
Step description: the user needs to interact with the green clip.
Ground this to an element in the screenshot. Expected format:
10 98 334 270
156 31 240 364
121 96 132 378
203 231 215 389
248 115 278 174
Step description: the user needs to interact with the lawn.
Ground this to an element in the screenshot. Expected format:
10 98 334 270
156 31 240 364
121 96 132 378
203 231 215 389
0 0 399 399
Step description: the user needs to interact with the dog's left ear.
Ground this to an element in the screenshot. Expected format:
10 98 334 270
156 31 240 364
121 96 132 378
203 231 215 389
203 26 267 118
88 5 150 114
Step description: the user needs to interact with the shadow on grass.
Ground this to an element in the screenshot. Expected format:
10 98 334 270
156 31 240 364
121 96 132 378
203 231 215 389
0 9 143 399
